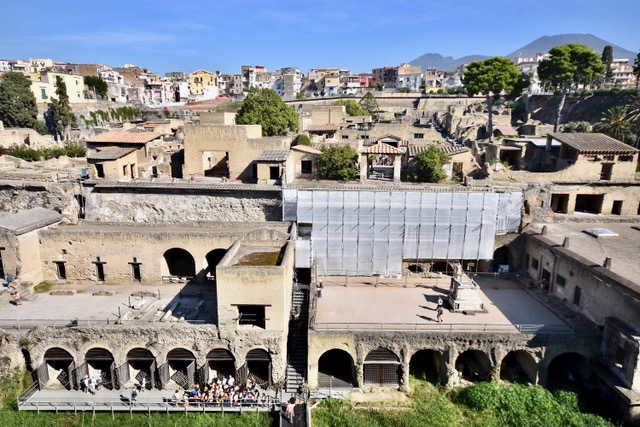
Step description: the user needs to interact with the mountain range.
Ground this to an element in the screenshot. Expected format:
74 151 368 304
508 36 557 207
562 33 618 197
409 34 637 72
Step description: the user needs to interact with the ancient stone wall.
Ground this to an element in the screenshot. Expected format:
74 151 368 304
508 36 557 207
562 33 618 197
85 187 282 223
0 181 80 221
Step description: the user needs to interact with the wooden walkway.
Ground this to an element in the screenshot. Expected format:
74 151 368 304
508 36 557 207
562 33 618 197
18 387 280 413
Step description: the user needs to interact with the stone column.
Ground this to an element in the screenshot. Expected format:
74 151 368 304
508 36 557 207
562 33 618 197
360 154 368 182
393 154 401 181
400 346 411 392
444 348 459 387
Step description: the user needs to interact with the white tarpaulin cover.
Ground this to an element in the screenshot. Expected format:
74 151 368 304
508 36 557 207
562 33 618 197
283 189 522 276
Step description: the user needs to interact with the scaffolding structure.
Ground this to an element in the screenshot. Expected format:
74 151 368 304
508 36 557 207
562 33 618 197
283 189 522 276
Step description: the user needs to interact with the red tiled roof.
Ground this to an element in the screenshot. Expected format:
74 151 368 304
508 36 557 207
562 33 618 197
361 142 404 155
291 145 322 155
549 133 639 154
143 123 161 128
408 143 469 157
306 124 340 132
86 131 162 144
494 125 518 136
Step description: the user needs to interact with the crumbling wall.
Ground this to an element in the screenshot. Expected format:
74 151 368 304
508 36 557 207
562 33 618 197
85 189 282 223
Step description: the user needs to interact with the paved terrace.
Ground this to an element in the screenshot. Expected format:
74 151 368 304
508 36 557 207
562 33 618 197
0 281 218 329
314 274 568 333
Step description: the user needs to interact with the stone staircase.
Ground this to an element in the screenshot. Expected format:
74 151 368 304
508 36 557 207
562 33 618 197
286 287 308 394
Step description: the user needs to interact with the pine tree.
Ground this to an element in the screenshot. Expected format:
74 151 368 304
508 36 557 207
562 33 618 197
0 72 38 128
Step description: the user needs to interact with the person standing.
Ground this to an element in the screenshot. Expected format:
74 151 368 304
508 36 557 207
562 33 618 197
436 305 444 323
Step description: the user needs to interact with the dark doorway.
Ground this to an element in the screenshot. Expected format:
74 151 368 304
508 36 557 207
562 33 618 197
206 349 235 382
550 194 569 213
85 348 115 389
170 150 184 178
575 194 604 214
407 264 424 274
600 163 613 180
455 350 492 382
95 164 105 178
163 248 196 278
43 347 75 390
246 349 271 386
409 350 444 384
546 353 589 391
204 152 229 178
318 349 355 388
0 250 4 279
55 261 67 279
431 261 452 274
493 246 509 271
126 348 155 389
500 350 537 384
295 268 311 285
573 286 582 306
611 200 623 215
269 166 280 180
205 249 227 279
167 348 196 389
363 348 401 386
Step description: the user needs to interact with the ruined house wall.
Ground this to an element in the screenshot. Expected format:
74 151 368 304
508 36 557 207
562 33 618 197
0 181 80 221
13 324 287 387
85 187 282 223
38 226 246 284
307 330 600 391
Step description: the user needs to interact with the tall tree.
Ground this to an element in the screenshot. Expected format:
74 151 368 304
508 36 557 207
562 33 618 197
235 88 299 136
412 145 450 182
333 99 368 116
537 44 605 132
359 92 379 120
316 145 358 181
626 99 640 147
633 50 640 91
463 57 521 142
601 45 614 84
48 81 77 141
593 105 631 143
0 72 38 128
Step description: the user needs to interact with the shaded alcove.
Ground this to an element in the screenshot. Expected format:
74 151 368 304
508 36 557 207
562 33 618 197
409 349 445 385
246 348 271 386
85 348 115 389
163 248 196 278
318 349 356 388
166 348 196 389
363 347 401 387
500 350 537 384
455 350 492 382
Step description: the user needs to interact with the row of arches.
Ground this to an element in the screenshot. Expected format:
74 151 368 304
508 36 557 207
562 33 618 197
317 348 590 389
163 248 228 279
38 346 272 391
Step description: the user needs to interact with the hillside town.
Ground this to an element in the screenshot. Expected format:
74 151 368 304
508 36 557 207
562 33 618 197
1 38 640 427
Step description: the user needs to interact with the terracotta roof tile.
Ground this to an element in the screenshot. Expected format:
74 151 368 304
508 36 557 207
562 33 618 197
408 143 469 157
360 142 404 155
306 124 340 132
86 131 162 144
257 149 290 162
549 133 638 154
87 147 137 160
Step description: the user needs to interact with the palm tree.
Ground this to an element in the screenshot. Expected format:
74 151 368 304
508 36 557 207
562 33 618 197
626 99 640 147
594 105 630 143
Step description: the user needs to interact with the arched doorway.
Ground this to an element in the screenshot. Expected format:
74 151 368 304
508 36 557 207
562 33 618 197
363 348 401 387
41 348 75 390
205 349 235 383
246 349 271 387
431 261 453 274
163 248 196 278
318 349 356 388
500 350 537 384
409 350 445 385
166 348 196 389
493 246 510 271
125 348 156 389
85 348 115 389
455 350 492 382
546 353 591 391
407 264 424 274
205 249 227 280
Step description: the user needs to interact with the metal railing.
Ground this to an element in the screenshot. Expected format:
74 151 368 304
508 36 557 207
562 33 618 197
313 322 573 334
0 319 113 331
16 382 39 406
18 395 281 413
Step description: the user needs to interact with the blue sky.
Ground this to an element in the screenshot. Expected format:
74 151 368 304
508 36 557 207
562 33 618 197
1 0 638 75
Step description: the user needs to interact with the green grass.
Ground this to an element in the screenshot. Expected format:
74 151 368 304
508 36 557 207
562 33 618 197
33 282 53 294
311 378 617 427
